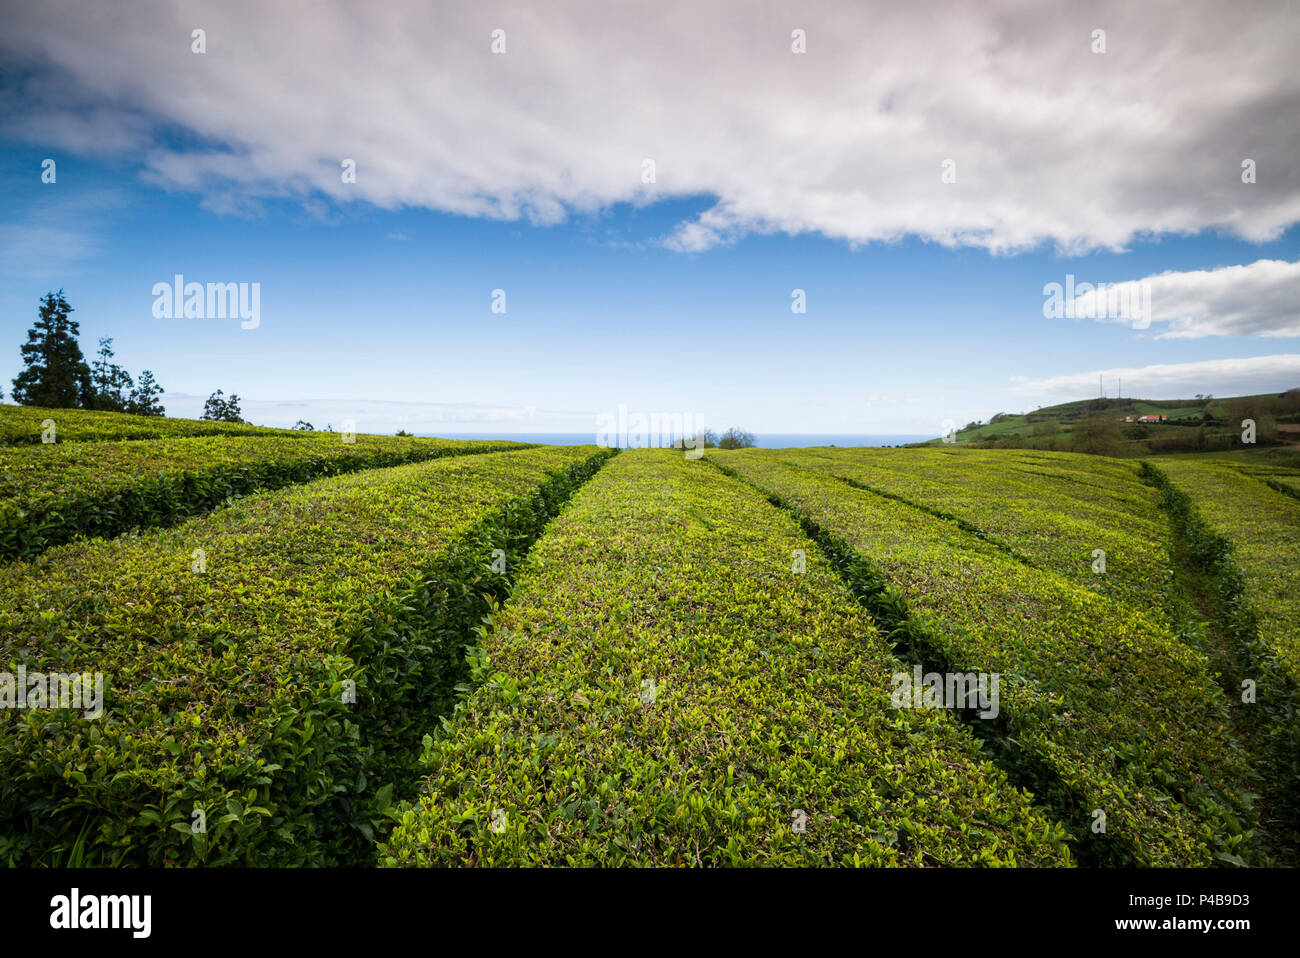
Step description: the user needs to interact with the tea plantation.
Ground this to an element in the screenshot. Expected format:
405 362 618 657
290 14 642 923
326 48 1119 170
2 407 1297 866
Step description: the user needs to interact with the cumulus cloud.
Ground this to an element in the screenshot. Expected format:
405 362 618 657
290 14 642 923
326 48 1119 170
1010 354 1300 403
1 1 1298 253
1061 258 1300 338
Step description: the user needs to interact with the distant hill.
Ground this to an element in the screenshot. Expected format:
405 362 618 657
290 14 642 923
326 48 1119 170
913 390 1300 457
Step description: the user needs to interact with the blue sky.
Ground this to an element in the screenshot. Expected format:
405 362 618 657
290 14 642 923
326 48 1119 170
3 1 1298 436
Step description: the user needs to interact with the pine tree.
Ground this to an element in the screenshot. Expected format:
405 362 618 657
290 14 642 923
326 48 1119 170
90 337 135 412
127 370 166 416
11 291 92 407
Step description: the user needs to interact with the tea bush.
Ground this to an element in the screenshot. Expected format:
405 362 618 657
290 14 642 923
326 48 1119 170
382 451 1073 867
708 450 1255 866
0 403 292 445
0 446 610 866
0 434 530 561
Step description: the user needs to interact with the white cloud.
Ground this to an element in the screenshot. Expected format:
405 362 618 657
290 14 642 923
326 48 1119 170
1010 354 1300 402
1 1 1298 253
1065 259 1300 339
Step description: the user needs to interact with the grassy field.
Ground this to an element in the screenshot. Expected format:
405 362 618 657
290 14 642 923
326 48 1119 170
3 406 1297 867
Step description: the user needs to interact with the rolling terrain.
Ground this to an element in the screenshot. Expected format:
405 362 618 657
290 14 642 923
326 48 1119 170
918 391 1300 457
2 405 1297 867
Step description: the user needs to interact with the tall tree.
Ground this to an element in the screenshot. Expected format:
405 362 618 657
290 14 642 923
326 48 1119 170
11 291 92 408
127 370 166 417
202 389 243 423
89 337 135 412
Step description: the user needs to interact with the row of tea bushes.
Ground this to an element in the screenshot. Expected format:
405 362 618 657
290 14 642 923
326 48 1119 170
0 403 295 445
708 450 1256 866
783 447 1170 614
0 433 531 560
1214 459 1300 502
0 446 611 866
1141 461 1300 856
1261 475 1300 500
1162 453 1300 503
1155 461 1300 686
382 451 1074 867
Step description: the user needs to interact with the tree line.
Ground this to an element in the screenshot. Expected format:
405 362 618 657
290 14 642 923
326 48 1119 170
7 290 244 422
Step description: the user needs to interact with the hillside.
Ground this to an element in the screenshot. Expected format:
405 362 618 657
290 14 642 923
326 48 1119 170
915 390 1300 456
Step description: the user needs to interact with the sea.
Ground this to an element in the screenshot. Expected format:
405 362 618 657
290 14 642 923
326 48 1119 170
430 432 932 448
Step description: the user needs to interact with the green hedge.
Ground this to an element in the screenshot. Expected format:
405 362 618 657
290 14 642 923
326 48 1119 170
1152 460 1300 685
1142 461 1300 859
0 446 611 866
0 403 296 445
0 434 532 561
382 451 1072 867
776 447 1171 613
709 450 1256 866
